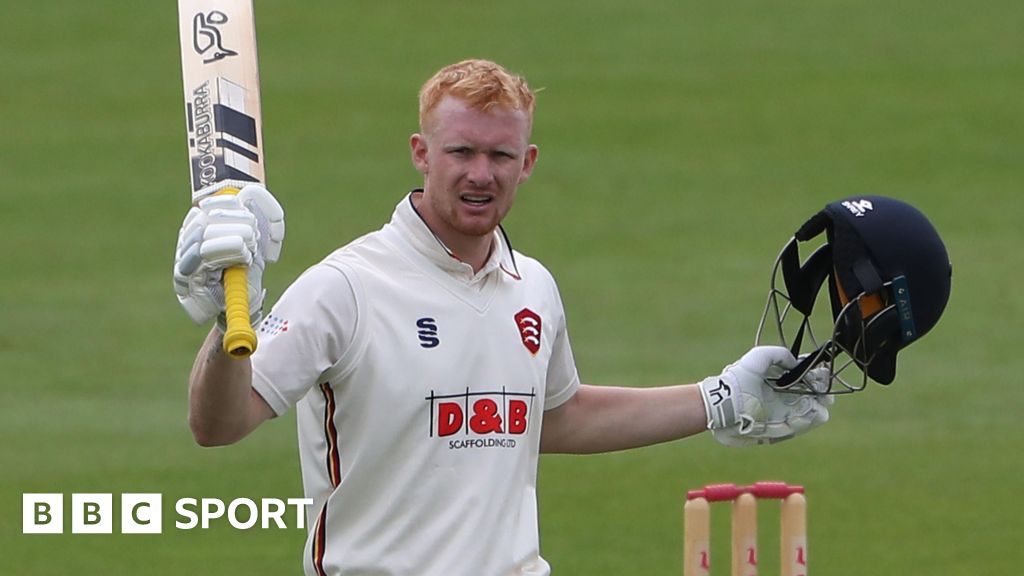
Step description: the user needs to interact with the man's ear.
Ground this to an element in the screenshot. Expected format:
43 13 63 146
518 144 539 183
410 133 429 175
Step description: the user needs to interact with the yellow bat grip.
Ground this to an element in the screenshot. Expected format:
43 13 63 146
216 187 257 358
222 266 256 357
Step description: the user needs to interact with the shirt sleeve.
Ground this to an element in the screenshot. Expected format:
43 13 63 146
542 277 580 411
251 263 359 416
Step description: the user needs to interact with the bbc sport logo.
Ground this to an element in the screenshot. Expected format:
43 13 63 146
23 493 313 534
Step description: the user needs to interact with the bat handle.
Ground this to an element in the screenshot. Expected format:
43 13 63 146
222 266 256 357
216 187 257 358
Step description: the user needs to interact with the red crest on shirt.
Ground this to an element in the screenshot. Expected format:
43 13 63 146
514 308 542 355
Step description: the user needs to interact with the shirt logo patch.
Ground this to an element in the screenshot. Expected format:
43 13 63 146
425 388 537 449
514 308 542 355
259 314 289 336
416 318 440 348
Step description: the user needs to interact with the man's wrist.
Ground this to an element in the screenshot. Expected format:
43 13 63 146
698 374 738 430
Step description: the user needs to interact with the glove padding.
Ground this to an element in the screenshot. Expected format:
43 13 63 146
698 346 834 447
173 182 285 326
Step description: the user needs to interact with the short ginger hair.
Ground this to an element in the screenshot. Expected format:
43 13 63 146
418 59 536 136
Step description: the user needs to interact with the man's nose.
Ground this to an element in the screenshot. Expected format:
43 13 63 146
466 155 495 187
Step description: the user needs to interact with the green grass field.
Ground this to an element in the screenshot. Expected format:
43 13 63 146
2 1 1021 573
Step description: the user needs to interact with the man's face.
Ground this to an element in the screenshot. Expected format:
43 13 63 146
410 96 538 249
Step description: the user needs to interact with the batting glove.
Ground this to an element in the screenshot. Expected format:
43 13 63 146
173 182 285 327
698 346 834 447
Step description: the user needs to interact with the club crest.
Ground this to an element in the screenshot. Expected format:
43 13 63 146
514 308 542 355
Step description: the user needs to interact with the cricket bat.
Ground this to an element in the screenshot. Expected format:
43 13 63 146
177 0 265 357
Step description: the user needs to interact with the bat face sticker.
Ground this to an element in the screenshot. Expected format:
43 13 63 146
193 10 238 63
514 308 542 355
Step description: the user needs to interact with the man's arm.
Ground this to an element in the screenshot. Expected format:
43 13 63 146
540 347 834 453
188 326 275 446
173 183 284 447
540 383 708 454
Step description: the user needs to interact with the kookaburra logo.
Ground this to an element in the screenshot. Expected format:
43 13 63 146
193 10 238 63
842 199 874 218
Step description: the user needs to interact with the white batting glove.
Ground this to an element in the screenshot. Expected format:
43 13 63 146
172 182 285 326
698 346 834 447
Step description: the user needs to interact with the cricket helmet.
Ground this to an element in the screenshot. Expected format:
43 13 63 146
756 196 952 393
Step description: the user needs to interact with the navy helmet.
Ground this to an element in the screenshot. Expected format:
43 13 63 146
756 196 952 392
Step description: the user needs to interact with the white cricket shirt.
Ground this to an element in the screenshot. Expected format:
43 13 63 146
251 192 580 576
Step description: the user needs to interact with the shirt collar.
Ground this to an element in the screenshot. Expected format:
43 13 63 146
389 190 521 283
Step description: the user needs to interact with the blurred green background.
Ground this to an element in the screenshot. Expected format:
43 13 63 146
2 0 1021 574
